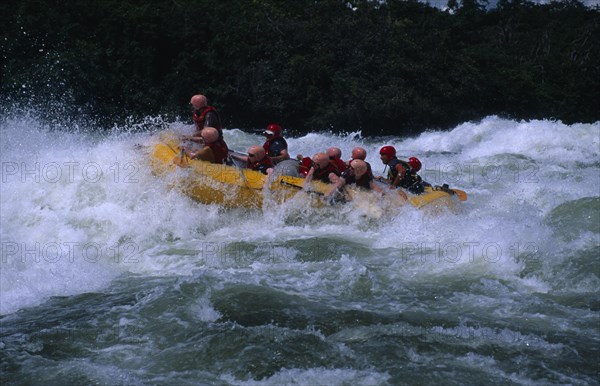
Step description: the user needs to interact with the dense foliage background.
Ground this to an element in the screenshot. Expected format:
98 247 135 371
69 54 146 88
1 0 598 135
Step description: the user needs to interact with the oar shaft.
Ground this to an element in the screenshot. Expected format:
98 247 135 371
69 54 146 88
279 179 324 196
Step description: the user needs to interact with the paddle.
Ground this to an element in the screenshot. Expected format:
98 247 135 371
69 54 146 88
433 184 467 201
160 141 189 167
279 179 324 196
450 188 467 201
228 148 274 172
228 149 248 157
172 147 190 167
227 150 247 169
224 149 256 189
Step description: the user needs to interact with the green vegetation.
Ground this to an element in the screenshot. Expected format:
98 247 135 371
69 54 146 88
1 0 598 135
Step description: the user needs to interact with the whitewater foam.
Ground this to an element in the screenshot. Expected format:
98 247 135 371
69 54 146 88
2 112 599 317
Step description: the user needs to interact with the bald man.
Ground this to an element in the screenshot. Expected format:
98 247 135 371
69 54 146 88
305 152 340 184
348 146 373 178
184 127 228 164
326 159 385 198
184 94 224 144
327 147 347 173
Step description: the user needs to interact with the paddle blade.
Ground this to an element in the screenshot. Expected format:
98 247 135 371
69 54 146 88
431 184 467 201
172 155 190 168
451 189 467 201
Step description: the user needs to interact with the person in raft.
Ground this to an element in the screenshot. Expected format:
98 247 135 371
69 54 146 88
262 123 290 164
347 146 373 178
183 94 223 140
326 147 348 173
183 127 228 164
230 145 274 175
297 148 347 178
327 159 383 193
376 145 425 194
304 152 340 184
183 94 229 155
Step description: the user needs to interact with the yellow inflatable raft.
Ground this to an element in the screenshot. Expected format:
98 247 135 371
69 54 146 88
149 133 466 209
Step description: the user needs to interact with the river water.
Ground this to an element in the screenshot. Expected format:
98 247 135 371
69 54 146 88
1 112 599 385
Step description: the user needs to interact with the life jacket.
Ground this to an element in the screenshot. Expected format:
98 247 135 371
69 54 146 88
387 158 424 194
193 106 222 132
217 137 229 155
312 163 340 183
343 170 373 189
248 156 274 175
263 136 288 158
330 158 348 173
205 141 228 164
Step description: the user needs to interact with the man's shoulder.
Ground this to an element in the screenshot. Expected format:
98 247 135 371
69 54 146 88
272 137 287 146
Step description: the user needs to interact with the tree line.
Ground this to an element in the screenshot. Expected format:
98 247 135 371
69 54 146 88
1 0 598 135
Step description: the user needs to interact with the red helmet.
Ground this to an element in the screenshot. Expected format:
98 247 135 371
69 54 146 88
408 157 422 172
264 123 282 137
379 146 396 158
